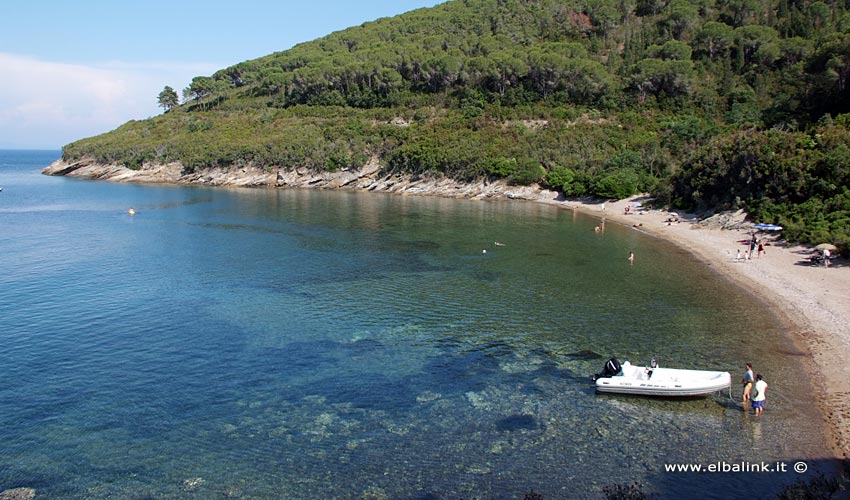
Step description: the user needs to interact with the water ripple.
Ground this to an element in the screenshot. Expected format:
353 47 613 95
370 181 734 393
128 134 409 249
0 152 833 499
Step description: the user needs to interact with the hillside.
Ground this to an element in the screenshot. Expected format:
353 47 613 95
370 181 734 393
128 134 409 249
59 0 850 252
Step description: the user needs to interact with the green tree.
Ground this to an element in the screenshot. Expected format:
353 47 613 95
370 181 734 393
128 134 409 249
658 40 693 61
721 0 761 27
186 76 218 101
693 21 734 60
259 71 288 96
660 0 700 40
157 86 179 112
527 49 570 100
630 58 694 102
733 25 779 67
807 32 850 115
562 59 613 104
489 51 529 96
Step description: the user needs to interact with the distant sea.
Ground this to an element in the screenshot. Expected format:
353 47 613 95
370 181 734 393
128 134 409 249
0 150 835 499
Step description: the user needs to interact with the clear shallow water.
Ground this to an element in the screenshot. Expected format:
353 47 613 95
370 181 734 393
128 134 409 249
0 151 834 499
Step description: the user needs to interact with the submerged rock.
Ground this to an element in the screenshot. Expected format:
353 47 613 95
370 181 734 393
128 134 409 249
223 485 243 498
360 485 389 500
467 464 492 474
182 477 205 492
0 488 35 500
466 391 490 410
416 390 442 403
489 440 508 454
499 357 545 374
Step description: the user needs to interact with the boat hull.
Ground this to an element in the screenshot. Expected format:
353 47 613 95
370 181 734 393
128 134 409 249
594 363 731 397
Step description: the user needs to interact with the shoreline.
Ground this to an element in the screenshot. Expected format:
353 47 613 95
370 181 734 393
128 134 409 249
43 159 850 461
551 197 850 463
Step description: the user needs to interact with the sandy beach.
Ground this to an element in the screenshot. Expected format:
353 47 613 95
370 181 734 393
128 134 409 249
559 195 850 461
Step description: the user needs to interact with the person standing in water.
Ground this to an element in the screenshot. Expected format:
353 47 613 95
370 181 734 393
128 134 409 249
741 363 754 403
752 374 768 416
628 251 635 265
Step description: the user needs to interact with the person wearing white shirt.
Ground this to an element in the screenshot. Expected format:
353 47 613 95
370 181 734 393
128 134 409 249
752 374 768 416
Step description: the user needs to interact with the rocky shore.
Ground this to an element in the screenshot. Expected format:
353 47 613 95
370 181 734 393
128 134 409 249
42 157 560 202
42 158 850 462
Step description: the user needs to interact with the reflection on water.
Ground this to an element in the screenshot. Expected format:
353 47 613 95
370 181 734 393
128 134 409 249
0 152 835 499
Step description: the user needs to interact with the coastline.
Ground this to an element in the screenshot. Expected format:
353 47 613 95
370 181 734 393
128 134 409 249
43 159 850 461
549 198 850 463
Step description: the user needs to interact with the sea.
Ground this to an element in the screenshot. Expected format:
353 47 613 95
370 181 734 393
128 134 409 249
0 150 837 499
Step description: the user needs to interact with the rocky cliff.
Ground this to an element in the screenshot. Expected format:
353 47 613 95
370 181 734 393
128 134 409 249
42 157 561 203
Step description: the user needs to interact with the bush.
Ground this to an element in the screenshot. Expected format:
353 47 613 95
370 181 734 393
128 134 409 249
545 165 589 196
486 157 519 178
508 159 545 185
594 169 642 199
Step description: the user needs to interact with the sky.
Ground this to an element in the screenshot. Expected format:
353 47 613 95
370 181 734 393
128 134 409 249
0 1 445 149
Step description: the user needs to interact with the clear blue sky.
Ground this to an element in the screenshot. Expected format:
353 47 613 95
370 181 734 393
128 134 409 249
0 1 445 149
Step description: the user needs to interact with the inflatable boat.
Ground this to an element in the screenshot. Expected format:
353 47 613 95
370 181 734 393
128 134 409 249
591 358 731 397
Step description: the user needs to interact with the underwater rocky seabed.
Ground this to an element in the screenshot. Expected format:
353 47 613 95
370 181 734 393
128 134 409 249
0 152 838 499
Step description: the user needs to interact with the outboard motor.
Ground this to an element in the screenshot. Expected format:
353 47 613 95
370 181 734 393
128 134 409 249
591 358 622 381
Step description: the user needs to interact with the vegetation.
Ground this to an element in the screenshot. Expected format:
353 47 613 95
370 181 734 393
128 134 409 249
157 86 179 112
62 0 850 253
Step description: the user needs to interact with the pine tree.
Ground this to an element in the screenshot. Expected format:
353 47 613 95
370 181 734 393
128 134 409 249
157 86 179 112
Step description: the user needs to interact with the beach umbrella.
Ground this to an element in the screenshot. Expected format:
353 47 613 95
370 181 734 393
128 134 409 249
753 223 783 231
815 243 837 251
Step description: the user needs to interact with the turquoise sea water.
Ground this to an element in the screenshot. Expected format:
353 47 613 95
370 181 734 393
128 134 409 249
0 150 835 499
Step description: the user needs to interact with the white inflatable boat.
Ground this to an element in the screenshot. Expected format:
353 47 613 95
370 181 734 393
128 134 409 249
592 359 731 397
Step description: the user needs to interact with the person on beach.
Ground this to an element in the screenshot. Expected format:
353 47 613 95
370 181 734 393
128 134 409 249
757 241 765 258
752 374 767 416
741 363 754 402
736 249 743 262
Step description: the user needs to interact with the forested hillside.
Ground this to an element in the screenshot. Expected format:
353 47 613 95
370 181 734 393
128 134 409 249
62 0 850 252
